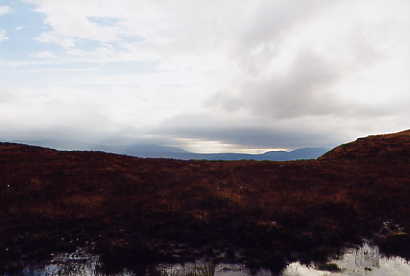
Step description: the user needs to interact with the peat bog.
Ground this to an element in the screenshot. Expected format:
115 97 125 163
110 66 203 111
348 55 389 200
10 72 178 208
1 130 410 274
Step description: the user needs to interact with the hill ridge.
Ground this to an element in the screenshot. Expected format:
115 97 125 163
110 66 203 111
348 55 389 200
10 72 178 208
319 129 410 160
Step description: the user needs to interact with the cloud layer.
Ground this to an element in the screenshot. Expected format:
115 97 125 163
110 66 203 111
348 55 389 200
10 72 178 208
1 0 410 152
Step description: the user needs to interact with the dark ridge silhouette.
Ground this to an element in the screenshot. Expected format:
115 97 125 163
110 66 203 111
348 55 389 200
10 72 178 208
0 129 410 272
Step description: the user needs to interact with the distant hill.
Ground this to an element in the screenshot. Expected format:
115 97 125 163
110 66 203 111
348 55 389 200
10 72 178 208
94 144 329 161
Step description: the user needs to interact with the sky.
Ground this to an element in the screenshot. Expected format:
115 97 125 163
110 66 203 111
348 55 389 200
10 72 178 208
0 0 409 153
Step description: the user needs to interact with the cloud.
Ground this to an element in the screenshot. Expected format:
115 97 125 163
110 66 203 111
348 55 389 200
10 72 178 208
148 0 410 150
35 32 75 49
154 115 340 149
0 30 8 42
0 86 123 149
87 16 122 27
0 84 190 150
31 51 57 59
232 1 333 74
153 110 335 148
152 105 408 150
210 50 386 120
0 5 11 16
2 0 410 152
0 89 13 104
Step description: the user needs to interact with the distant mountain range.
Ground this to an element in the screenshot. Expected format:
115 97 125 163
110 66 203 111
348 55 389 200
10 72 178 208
93 144 329 161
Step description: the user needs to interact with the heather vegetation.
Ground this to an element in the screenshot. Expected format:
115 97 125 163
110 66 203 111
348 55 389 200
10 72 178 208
0 130 410 273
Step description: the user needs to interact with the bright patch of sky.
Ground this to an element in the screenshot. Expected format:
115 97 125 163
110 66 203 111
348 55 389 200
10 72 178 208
1 0 410 153
87 16 122 26
0 1 58 61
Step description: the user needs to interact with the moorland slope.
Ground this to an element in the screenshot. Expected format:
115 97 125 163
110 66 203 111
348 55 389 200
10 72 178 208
1 130 410 271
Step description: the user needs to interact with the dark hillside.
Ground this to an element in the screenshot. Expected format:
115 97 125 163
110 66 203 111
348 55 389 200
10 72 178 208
1 130 410 271
319 129 410 161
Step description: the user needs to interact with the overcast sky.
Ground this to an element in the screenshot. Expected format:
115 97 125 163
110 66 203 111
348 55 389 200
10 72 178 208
0 0 409 153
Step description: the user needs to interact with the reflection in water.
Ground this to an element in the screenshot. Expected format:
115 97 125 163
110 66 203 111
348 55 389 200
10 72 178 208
4 244 410 276
353 243 380 270
159 262 217 276
282 243 410 276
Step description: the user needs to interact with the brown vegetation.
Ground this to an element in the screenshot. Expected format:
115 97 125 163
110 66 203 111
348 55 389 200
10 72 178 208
1 130 410 272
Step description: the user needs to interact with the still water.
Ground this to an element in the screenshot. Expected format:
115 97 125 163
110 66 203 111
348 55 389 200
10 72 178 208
6 243 410 276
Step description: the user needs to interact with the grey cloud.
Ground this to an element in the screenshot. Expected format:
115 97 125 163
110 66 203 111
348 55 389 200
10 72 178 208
3 0 409 154
167 126 337 149
1 125 182 152
0 89 13 103
153 113 342 149
239 1 326 50
152 46 392 150
234 1 334 75
213 51 386 119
